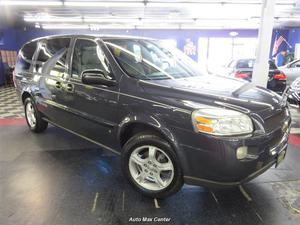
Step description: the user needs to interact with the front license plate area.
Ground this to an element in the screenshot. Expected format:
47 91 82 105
276 149 286 167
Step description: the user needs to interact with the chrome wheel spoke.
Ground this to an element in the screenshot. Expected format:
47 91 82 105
135 172 147 183
130 153 146 166
148 146 156 161
154 175 165 188
156 161 173 172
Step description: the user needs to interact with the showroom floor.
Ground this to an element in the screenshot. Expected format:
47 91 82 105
1 86 300 225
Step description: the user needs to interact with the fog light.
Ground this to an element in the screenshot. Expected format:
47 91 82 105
236 146 248 160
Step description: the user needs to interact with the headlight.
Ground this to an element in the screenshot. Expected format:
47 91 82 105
191 108 253 136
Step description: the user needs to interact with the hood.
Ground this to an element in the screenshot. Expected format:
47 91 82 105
140 75 284 120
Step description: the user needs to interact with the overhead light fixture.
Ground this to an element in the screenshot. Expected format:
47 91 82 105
90 24 135 30
84 17 140 24
146 2 219 8
64 1 144 7
42 24 89 29
143 18 194 23
277 17 300 22
85 17 194 24
229 31 239 37
136 24 180 30
24 15 82 22
0 0 62 6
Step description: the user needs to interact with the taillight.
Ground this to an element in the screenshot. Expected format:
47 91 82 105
274 73 287 81
235 71 250 79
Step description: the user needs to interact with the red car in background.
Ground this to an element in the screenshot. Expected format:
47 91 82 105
226 59 287 94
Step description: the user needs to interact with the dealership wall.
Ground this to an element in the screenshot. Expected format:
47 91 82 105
0 26 295 85
0 26 292 56
288 28 300 52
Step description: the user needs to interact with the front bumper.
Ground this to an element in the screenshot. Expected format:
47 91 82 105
175 116 291 188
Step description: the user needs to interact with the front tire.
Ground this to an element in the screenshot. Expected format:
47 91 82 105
122 133 183 198
24 97 48 133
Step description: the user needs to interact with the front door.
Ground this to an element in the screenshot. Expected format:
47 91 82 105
56 38 120 150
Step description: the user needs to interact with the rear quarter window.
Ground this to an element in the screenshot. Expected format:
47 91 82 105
34 38 70 77
16 41 37 72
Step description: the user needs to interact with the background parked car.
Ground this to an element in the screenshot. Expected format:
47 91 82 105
279 59 300 86
288 77 300 106
224 58 287 94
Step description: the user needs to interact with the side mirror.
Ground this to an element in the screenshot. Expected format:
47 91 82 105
81 69 116 86
296 64 300 68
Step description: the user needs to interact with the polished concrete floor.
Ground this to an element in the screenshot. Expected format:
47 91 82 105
0 86 300 225
1 123 300 225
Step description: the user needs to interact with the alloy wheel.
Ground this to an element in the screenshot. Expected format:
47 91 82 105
26 102 36 128
129 145 174 191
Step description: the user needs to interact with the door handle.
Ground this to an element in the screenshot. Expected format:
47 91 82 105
65 83 74 92
55 81 62 89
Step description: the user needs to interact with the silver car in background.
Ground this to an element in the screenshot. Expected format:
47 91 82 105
280 59 300 86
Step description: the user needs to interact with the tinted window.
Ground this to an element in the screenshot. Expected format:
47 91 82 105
105 39 205 80
34 38 70 77
71 39 110 79
16 41 37 72
236 59 254 69
235 59 277 70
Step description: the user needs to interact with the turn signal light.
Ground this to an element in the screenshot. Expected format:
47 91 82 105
195 116 213 133
196 124 213 133
274 73 287 81
195 116 212 124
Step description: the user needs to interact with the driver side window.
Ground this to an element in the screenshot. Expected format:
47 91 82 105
71 39 111 79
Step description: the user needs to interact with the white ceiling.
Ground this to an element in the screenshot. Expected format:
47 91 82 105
0 0 300 29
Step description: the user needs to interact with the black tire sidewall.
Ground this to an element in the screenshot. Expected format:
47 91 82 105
122 133 183 198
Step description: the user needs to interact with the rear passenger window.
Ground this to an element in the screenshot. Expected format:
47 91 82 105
34 38 70 77
71 39 110 79
16 41 37 72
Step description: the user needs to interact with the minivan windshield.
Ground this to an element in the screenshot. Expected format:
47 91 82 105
104 39 206 80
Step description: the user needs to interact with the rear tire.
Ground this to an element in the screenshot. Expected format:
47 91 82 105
121 132 183 198
24 97 48 133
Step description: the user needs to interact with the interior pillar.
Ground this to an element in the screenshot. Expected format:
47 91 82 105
252 0 276 87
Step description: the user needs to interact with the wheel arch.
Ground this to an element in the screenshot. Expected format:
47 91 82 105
21 89 34 104
118 115 190 177
118 115 181 157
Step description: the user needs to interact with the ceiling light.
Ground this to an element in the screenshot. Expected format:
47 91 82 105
0 0 62 6
90 24 135 30
64 1 144 7
24 16 82 22
229 31 239 37
84 17 140 24
42 24 89 29
136 24 180 30
143 18 194 23
277 17 300 22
